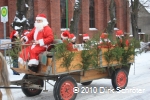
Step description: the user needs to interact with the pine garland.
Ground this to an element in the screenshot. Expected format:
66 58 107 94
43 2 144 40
6 39 21 65
53 42 75 72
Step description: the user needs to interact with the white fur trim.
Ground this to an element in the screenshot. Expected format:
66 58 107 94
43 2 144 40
116 35 124 37
61 33 68 39
72 36 76 40
36 17 48 26
34 29 38 40
14 31 18 36
39 39 45 46
24 31 29 35
83 36 89 40
31 44 36 49
18 57 26 66
104 39 108 42
36 17 46 20
28 59 39 65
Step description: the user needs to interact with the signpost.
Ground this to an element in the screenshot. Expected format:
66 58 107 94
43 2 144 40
1 6 8 59
0 39 11 49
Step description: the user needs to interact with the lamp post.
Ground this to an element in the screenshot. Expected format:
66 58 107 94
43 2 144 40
66 0 68 30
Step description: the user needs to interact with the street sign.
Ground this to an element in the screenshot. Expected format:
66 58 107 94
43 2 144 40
0 39 11 49
1 6 8 23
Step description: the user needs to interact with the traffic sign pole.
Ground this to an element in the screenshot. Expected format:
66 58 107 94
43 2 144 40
4 23 6 59
1 6 8 59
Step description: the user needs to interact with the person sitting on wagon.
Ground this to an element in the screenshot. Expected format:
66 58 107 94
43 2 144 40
67 34 78 51
61 31 78 51
83 33 90 43
19 14 54 72
61 30 70 41
98 33 112 48
115 29 129 47
80 33 91 50
10 30 20 75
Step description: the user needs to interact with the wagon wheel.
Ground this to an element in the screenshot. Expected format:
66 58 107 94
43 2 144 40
53 75 77 100
111 69 128 90
53 75 67 99
81 81 92 85
21 74 44 97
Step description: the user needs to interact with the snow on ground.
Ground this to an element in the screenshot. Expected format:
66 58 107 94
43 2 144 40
1 50 150 100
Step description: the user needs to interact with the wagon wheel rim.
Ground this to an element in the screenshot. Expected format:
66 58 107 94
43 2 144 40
116 71 127 88
27 79 41 93
28 88 38 93
60 81 74 99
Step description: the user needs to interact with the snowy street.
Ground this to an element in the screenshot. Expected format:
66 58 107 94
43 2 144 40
1 51 150 100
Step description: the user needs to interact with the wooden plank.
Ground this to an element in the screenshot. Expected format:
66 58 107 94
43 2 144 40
39 58 52 73
54 51 82 73
11 68 44 75
100 48 134 67
70 72 81 83
80 69 109 82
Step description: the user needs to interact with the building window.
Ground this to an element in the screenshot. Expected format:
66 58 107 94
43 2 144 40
89 0 95 28
60 0 66 28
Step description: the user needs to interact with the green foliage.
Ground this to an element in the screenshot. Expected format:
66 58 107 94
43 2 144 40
103 48 115 66
80 50 93 71
6 39 21 65
103 38 139 68
53 42 75 71
79 38 104 71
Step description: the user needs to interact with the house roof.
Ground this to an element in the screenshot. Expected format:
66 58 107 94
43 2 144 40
140 0 150 13
129 0 150 13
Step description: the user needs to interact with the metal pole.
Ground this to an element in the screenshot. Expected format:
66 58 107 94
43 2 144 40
4 22 6 59
66 0 68 30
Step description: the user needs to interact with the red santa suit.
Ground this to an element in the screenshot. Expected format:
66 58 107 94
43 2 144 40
98 33 112 48
67 34 78 51
18 14 54 66
116 29 129 47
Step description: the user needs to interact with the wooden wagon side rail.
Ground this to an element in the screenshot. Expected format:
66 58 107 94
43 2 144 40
15 47 134 76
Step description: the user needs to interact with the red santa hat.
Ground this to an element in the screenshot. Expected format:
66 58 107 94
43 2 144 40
10 30 18 39
100 33 108 39
68 34 76 40
61 31 70 40
36 14 48 26
83 33 90 40
36 14 46 20
116 30 124 37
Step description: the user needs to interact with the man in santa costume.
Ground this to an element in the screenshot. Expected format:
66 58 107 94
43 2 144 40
19 14 54 72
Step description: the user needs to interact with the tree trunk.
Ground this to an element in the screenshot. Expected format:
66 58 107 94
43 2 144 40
130 0 139 40
69 0 82 37
106 0 116 34
26 0 34 28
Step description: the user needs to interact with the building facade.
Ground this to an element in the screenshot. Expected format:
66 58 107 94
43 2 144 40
0 0 129 42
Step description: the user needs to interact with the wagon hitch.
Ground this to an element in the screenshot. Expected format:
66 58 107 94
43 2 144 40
0 84 43 90
10 79 43 90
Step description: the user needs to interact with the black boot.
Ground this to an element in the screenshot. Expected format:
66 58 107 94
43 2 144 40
28 65 38 73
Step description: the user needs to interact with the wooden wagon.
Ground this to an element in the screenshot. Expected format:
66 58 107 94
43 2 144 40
10 39 134 100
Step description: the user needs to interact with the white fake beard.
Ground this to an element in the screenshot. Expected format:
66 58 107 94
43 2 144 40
34 22 44 31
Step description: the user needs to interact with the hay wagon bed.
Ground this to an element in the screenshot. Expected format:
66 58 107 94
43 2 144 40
11 47 134 100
